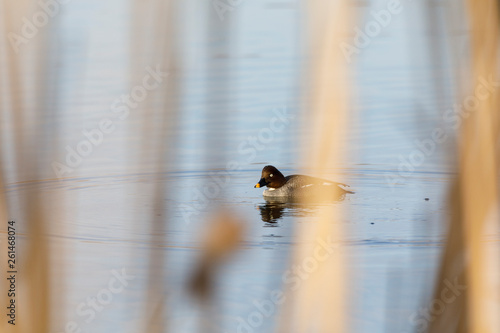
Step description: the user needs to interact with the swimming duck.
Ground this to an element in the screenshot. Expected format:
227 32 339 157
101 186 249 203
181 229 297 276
254 165 353 199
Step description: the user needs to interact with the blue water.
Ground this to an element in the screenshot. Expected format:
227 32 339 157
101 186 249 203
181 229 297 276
1 0 468 332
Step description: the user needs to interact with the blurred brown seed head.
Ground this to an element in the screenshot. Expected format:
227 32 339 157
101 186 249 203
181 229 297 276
189 210 244 300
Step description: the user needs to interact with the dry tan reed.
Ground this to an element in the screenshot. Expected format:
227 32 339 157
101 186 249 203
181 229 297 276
278 1 354 332
129 1 179 332
428 1 500 332
0 2 58 333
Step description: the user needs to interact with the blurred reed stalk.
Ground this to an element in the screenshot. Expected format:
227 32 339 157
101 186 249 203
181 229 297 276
0 171 10 333
428 1 500 332
278 1 354 332
187 3 245 332
0 1 67 332
129 0 179 332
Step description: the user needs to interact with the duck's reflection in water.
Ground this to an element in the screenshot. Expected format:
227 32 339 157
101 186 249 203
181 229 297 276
257 194 347 225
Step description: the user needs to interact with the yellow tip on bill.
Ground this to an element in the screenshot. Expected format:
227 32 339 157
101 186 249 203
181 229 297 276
255 183 260 188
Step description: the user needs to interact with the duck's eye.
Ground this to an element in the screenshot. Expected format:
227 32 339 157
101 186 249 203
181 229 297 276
270 174 273 177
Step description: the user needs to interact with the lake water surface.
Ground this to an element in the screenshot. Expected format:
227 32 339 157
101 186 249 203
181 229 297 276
2 0 471 332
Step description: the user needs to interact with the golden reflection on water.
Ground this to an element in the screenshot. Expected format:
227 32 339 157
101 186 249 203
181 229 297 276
258 196 347 224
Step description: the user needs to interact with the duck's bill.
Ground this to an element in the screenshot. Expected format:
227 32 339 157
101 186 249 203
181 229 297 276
254 178 267 188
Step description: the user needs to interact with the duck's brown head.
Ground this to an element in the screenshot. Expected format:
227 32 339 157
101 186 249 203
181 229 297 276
254 165 287 189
